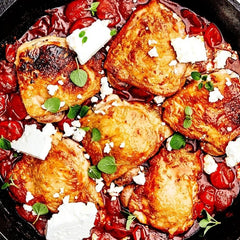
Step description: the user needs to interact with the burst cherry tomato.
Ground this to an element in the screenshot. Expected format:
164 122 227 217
210 163 235 189
57 115 73 132
199 185 216 206
0 121 23 141
215 190 233 212
69 17 95 33
5 43 19 63
97 0 121 27
118 0 135 20
0 94 8 116
204 23 222 48
65 0 93 23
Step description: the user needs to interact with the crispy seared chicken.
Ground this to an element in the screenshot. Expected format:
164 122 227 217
122 145 201 236
163 69 240 155
7 132 103 212
104 0 190 96
15 36 102 123
80 94 172 185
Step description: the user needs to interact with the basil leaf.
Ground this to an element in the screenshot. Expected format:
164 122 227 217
0 137 11 150
97 156 117 174
44 97 61 113
90 2 100 16
126 214 136 230
88 166 101 179
92 128 101 141
183 119 192 129
67 105 81 119
79 105 90 118
205 81 214 91
170 133 186 150
110 29 117 36
70 69 88 87
191 71 201 81
184 106 193 116
79 30 85 38
1 182 10 190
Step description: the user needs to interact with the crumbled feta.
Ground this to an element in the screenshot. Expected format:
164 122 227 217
95 178 105 192
60 188 64 194
225 77 232 86
72 128 86 142
166 136 173 151
84 153 90 159
214 50 232 69
71 120 81 128
148 39 157 46
11 124 56 160
47 85 59 96
104 143 112 154
169 60 177 66
77 94 82 99
226 137 240 167
100 77 113 99
66 20 112 65
227 127 232 132
46 202 97 240
58 80 64 85
153 95 165 105
203 154 218 174
209 87 224 103
53 193 60 198
60 101 65 108
91 96 99 103
111 101 119 107
94 110 106 115
26 191 34 202
119 142 125 148
148 47 159 57
171 36 207 63
63 123 75 137
133 171 146 185
23 204 33 212
107 182 124 201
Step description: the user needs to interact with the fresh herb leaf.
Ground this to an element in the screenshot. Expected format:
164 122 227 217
97 156 117 174
205 81 214 91
202 75 208 81
199 210 221 236
191 71 201 81
126 214 136 230
79 105 90 118
81 126 90 132
79 30 86 38
88 166 101 179
92 128 101 141
184 106 193 116
183 106 193 129
32 203 49 225
44 97 61 113
82 36 88 44
1 175 18 190
110 29 117 36
67 105 81 119
1 182 10 190
170 133 186 150
183 119 192 128
0 136 11 150
70 69 88 87
90 2 100 16
198 82 203 90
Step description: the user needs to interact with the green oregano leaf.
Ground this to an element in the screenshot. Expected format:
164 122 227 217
205 81 214 92
183 119 192 129
1 175 18 190
126 214 136 230
198 82 203 90
79 105 90 118
184 106 193 116
92 128 101 141
170 133 186 150
90 2 100 16
1 182 10 190
88 166 101 179
191 71 201 80
32 203 49 225
82 36 88 44
70 69 88 87
79 30 85 38
0 136 11 150
97 156 117 174
67 105 81 119
43 97 61 113
202 75 208 81
110 29 117 36
81 126 90 132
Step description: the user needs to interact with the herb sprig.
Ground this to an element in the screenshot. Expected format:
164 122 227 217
191 71 214 91
122 209 136 230
170 133 186 150
89 2 100 16
0 136 11 150
32 202 49 225
1 175 18 190
70 58 88 87
199 209 221 236
183 106 193 129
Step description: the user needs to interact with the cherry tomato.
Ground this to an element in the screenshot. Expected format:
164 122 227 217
199 185 216 206
65 0 93 23
69 17 95 34
57 115 73 132
193 202 205 218
97 0 121 27
7 93 27 121
0 121 23 141
215 190 233 212
210 163 235 189
0 61 18 94
118 0 135 20
181 9 202 28
0 94 8 116
5 43 19 63
204 23 222 48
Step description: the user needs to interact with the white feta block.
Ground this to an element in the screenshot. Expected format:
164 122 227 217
214 50 232 69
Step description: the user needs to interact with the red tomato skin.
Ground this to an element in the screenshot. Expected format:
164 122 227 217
69 17 95 33
0 121 24 141
204 23 223 48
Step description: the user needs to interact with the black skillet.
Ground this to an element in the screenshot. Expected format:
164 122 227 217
0 0 240 239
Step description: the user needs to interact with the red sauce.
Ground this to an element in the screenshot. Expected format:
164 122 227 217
0 0 240 239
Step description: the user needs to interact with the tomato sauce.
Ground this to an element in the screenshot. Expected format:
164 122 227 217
0 0 240 239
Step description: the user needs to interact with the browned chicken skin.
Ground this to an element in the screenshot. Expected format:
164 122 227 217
15 36 102 123
80 94 172 185
7 132 103 212
123 145 201 236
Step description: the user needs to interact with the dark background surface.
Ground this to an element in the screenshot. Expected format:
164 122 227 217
0 0 240 239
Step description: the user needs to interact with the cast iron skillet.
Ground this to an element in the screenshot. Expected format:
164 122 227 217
0 0 240 239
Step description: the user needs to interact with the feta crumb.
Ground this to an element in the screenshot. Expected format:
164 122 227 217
26 191 34 202
225 77 232 86
227 127 232 132
91 96 99 103
60 101 65 108
66 20 112 65
104 143 112 154
107 182 124 201
23 204 33 212
53 193 60 198
133 0 137 3
111 101 119 107
203 154 218 174
100 77 113 99
47 85 59 96
60 188 64 194
72 128 86 142
153 95 165 105
119 142 125 148
169 60 177 66
171 36 207 63
11 124 56 160
84 153 90 159
148 39 157 46
148 47 159 57
71 120 81 128
161 122 166 126
63 123 75 137
209 87 224 103
77 94 82 99
94 110 106 115
46 202 97 240
58 80 64 85
166 136 173 151
95 178 105 192
133 171 146 185
226 137 240 167
214 50 232 69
